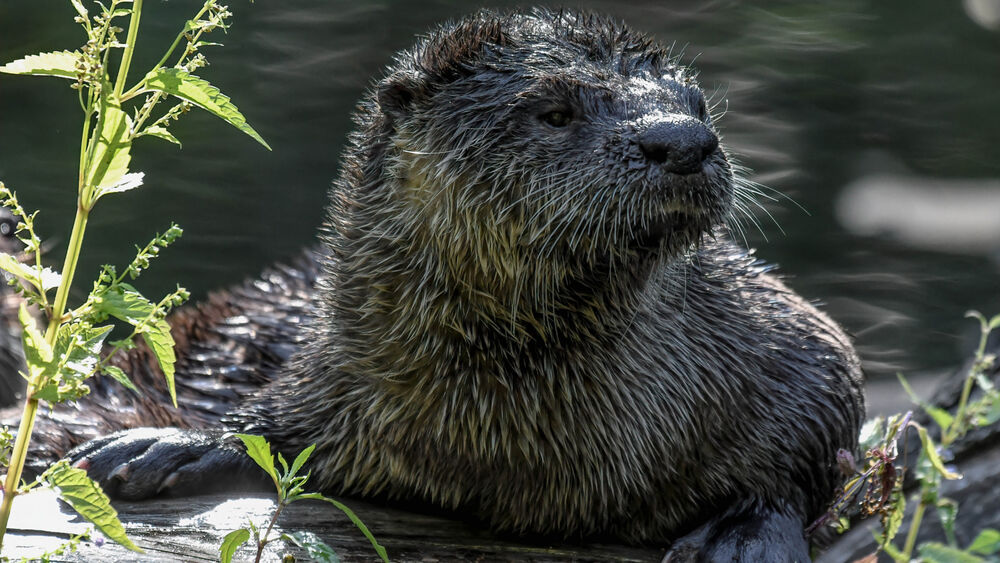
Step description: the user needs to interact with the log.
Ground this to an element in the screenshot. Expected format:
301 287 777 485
4 489 664 562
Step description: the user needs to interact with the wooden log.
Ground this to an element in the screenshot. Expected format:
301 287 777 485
4 489 664 562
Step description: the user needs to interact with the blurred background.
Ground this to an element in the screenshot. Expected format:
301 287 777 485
1 0 998 414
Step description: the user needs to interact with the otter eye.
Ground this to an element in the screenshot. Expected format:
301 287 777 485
541 110 573 128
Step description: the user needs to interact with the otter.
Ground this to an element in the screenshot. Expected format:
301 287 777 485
21 9 864 561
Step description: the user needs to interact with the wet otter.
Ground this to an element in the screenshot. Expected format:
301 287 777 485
25 8 864 560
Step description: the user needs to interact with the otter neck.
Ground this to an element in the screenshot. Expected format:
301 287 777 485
325 223 665 383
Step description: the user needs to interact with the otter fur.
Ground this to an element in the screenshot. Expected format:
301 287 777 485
19 9 864 560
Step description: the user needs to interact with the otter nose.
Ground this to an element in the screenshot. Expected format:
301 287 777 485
638 117 718 175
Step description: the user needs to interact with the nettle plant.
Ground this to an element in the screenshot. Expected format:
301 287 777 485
0 0 268 554
819 312 1000 562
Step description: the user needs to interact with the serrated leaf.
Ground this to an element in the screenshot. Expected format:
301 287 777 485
916 425 961 479
0 51 79 79
49 323 113 384
140 125 181 147
219 528 250 563
234 434 278 484
289 443 316 477
93 283 177 406
918 542 985 563
969 529 1000 555
926 405 955 432
881 487 905 547
140 318 177 407
93 284 154 326
102 365 139 394
19 302 52 380
937 498 958 546
85 100 133 193
97 171 144 196
858 417 885 452
142 68 270 149
281 531 339 563
70 0 88 20
43 461 142 552
297 494 388 562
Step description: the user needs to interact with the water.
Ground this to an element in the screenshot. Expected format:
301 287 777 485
1 1 998 412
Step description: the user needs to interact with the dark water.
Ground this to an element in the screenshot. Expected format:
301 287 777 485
1 1 999 412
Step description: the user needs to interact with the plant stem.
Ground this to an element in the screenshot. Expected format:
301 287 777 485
254 502 285 563
901 494 927 561
113 0 143 99
0 396 39 551
44 209 89 341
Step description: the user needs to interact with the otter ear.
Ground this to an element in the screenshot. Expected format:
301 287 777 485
376 69 426 125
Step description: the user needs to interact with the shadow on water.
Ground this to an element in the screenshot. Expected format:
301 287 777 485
1 0 998 414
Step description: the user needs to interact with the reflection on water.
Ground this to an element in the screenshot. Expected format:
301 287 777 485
1 1 998 409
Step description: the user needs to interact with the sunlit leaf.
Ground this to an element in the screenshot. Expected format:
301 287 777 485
85 100 133 194
102 365 139 394
0 51 79 79
142 68 270 149
43 461 142 552
93 283 177 406
918 542 985 563
289 444 316 477
139 125 181 147
19 303 52 379
916 425 961 480
140 318 177 407
234 434 277 484
219 528 250 563
97 171 144 196
969 529 1000 555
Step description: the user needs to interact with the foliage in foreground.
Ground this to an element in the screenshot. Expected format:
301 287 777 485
818 312 1000 562
222 435 390 563
0 0 267 556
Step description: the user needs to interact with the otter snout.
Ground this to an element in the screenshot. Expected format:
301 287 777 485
637 116 718 175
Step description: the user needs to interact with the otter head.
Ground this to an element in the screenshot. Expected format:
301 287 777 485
331 9 735 346
373 9 732 262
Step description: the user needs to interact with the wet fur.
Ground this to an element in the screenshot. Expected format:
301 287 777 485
17 8 863 553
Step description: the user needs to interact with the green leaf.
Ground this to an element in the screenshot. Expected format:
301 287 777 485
219 528 250 563
0 51 79 79
289 444 316 477
297 494 388 562
142 68 270 149
140 318 177 407
281 531 339 563
93 284 155 326
93 284 177 406
140 125 181 147
925 405 955 431
19 302 52 379
70 0 88 20
881 487 905 547
917 425 962 479
858 417 885 452
969 529 1000 555
918 542 985 563
102 365 139 394
233 434 278 483
98 172 145 196
43 461 142 553
936 498 958 546
85 100 133 194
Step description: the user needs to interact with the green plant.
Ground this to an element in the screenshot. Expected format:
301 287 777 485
221 435 390 563
820 311 1000 562
0 0 267 555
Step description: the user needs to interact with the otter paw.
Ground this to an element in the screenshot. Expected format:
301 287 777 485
662 499 810 563
66 428 266 500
